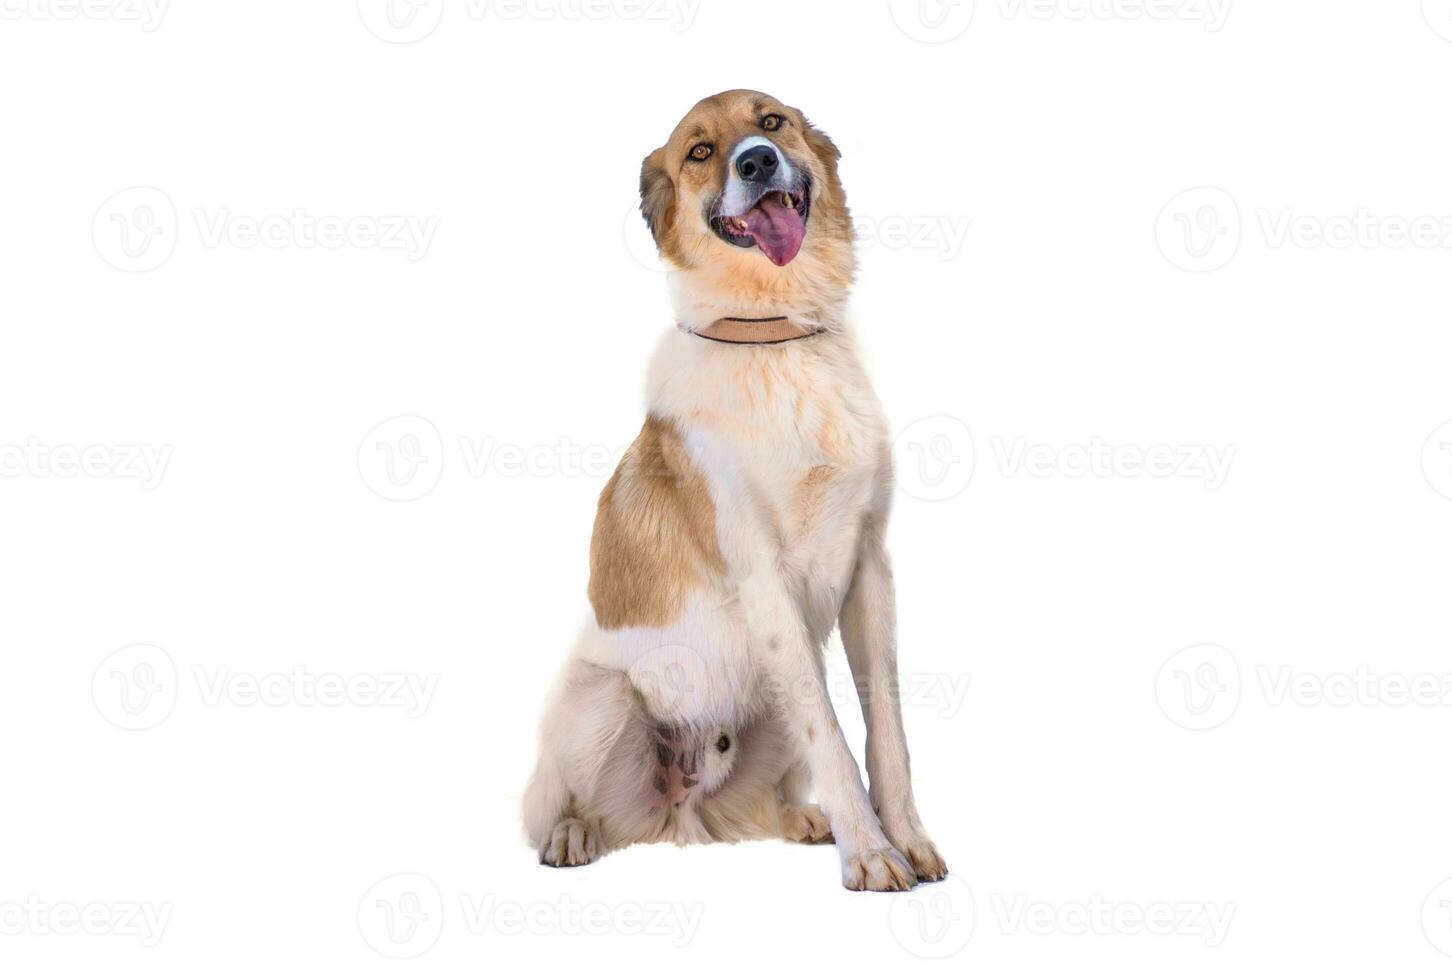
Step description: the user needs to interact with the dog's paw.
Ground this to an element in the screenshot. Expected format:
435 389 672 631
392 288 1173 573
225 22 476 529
781 803 833 844
539 818 600 868
841 846 917 892
893 835 947 882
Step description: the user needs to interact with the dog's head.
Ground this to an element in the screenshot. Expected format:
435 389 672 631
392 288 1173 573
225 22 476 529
640 90 853 316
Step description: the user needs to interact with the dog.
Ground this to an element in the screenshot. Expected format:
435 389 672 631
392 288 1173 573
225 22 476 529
523 89 945 891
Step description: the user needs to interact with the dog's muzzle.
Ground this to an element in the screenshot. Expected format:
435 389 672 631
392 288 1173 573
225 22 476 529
710 136 811 267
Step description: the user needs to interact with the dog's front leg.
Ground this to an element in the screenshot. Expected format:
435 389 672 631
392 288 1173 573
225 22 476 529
738 573 916 891
839 517 947 882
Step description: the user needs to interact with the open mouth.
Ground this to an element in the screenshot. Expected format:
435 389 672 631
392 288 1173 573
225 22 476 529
709 177 811 267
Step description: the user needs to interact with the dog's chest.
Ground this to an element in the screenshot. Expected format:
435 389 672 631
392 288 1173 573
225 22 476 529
703 355 887 624
768 454 878 635
714 362 882 522
650 334 890 627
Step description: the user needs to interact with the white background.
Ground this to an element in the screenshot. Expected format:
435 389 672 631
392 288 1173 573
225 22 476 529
3 0 1452 975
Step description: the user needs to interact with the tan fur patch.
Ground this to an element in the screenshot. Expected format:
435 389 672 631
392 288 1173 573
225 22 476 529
794 464 836 535
589 416 725 630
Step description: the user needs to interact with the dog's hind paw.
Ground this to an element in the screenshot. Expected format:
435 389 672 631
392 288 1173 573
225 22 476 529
539 818 601 868
781 803 833 844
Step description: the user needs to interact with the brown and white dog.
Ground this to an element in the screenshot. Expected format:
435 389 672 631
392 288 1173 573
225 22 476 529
523 89 945 891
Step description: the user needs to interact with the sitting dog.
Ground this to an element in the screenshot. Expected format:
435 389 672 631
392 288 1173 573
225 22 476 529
523 89 945 891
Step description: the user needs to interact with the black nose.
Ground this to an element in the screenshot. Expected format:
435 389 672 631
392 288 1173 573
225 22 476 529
735 145 778 183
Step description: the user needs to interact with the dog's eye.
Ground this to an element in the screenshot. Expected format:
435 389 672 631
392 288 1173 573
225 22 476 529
688 143 713 162
715 734 731 753
760 114 783 132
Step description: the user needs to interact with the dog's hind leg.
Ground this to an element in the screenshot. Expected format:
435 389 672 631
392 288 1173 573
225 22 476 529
780 802 834 844
523 760 602 867
522 659 643 867
775 760 832 843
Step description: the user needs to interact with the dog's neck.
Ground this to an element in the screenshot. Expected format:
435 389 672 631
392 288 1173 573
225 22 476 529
670 293 847 347
684 315 825 345
666 264 850 345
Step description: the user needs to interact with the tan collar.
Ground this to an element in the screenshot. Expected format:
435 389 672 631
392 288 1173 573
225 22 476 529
685 316 824 345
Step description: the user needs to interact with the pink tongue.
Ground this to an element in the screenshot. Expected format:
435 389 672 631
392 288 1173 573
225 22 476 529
742 195 806 266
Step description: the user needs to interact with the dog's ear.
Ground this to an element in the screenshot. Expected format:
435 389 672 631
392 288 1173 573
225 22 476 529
801 117 841 172
639 147 675 247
